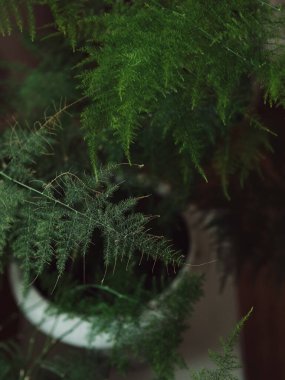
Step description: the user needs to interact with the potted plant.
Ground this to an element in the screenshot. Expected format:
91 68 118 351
0 103 207 378
0 108 248 379
0 0 285 379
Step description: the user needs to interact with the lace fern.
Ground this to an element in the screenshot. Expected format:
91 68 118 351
0 107 184 283
1 0 285 188
110 272 203 380
192 308 253 380
79 0 285 180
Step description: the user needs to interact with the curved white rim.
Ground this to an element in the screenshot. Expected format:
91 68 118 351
9 206 202 349
9 262 113 349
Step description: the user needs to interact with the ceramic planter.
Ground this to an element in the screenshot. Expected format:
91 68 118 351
9 205 200 350
9 205 243 379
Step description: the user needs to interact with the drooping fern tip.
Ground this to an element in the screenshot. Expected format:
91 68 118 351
1 0 284 191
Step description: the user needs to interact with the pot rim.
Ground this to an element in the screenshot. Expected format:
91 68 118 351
9 205 204 349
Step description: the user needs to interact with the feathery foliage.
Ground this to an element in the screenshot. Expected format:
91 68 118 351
0 0 108 46
0 336 110 379
0 0 35 39
43 266 204 380
0 106 184 284
0 303 251 380
0 1 269 378
79 0 285 184
111 272 203 380
40 352 110 380
192 308 253 380
213 115 274 198
0 104 201 379
1 0 285 191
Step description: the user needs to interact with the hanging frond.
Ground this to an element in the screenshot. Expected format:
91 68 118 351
0 108 183 283
2 0 285 189
111 272 204 380
0 0 35 39
192 308 253 380
213 115 274 198
79 0 285 183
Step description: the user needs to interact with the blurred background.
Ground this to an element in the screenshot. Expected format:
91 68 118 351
1 3 285 380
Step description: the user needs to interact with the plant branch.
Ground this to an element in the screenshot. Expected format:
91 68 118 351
0 171 83 215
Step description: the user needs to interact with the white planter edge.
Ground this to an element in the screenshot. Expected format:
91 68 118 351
8 205 211 350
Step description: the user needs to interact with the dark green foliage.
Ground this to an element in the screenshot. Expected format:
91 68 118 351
150 93 221 181
111 273 203 380
213 115 274 198
0 273 202 380
192 308 253 380
0 114 56 270
16 48 80 118
78 0 285 185
0 106 200 379
0 339 110 380
0 0 35 38
40 352 110 380
0 112 201 379
0 1 266 378
81 2 193 164
0 300 250 380
0 0 109 46
0 182 25 267
35 269 204 380
1 0 284 190
0 109 184 283
0 340 27 380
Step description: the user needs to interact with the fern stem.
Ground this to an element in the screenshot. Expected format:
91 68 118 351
1 96 88 176
74 284 138 304
258 0 281 11
0 171 83 216
40 96 88 130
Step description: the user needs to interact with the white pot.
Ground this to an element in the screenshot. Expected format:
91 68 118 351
9 205 204 350
9 262 114 349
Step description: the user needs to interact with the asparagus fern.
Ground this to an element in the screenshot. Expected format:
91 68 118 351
1 0 284 190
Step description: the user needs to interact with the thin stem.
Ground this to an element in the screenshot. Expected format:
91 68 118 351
258 0 281 11
74 283 138 304
0 171 121 236
0 171 83 216
25 319 83 378
2 96 87 175
44 171 102 195
41 96 87 129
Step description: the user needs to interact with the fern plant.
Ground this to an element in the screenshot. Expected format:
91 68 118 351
1 0 285 193
78 0 285 190
0 1 272 378
192 308 253 380
0 103 186 275
0 103 204 380
0 308 252 380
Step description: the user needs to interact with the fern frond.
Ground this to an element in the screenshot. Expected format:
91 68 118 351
2 0 285 189
80 3 190 164
0 112 183 283
192 308 253 380
0 182 25 271
78 0 285 185
213 116 273 198
0 0 36 39
112 273 204 380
